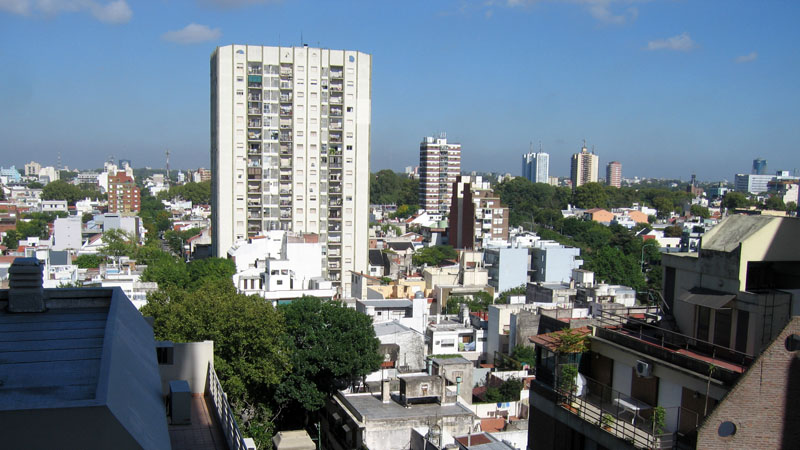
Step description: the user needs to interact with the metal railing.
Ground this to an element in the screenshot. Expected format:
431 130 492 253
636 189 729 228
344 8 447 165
595 309 754 368
206 363 253 450
555 371 698 449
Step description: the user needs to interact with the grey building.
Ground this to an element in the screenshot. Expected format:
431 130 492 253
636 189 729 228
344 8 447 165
529 241 583 284
485 246 529 294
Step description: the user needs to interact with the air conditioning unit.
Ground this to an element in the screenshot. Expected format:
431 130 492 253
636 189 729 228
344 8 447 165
168 380 191 425
636 360 652 378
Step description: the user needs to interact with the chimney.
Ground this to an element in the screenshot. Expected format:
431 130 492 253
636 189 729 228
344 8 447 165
381 379 391 403
8 257 46 313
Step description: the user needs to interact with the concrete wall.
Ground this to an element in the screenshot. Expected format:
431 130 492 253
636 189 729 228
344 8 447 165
158 340 214 395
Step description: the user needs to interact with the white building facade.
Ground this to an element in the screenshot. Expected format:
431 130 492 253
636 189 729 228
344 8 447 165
521 150 549 184
211 45 371 292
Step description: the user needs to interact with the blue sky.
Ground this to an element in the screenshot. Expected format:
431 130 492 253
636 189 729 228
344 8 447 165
1 0 798 181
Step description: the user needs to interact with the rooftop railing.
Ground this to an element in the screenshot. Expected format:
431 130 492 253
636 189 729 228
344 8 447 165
207 363 253 450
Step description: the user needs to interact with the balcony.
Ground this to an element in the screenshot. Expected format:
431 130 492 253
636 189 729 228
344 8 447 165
280 106 293 117
280 94 293 103
330 83 343 92
280 67 293 77
279 133 292 143
248 108 261 115
330 69 343 79
279 81 292 90
329 96 343 105
248 120 261 128
593 310 752 384
247 131 261 140
247 94 261 102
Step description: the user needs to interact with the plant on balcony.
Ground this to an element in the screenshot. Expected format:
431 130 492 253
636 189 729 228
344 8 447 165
553 328 589 354
558 364 579 395
651 405 666 435
601 413 615 430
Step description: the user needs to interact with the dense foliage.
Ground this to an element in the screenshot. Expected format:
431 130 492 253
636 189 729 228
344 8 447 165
276 297 382 427
41 180 104 205
158 180 211 205
412 245 458 266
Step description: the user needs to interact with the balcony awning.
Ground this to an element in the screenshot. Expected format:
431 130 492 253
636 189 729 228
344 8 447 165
679 287 735 309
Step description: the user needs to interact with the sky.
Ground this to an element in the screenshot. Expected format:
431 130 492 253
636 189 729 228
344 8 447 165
1 0 798 181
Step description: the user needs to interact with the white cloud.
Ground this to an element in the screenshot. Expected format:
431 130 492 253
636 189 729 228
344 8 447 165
90 0 131 24
646 32 696 51
0 0 30 15
0 0 132 23
162 23 222 44
504 0 643 25
735 51 758 63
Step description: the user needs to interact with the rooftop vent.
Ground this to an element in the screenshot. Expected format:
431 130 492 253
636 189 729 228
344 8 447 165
8 257 45 313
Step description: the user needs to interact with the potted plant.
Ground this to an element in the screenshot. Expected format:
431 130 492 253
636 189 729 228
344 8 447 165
558 365 579 413
602 413 615 431
651 406 666 435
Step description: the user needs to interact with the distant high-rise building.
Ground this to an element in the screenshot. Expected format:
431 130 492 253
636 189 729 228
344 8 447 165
522 147 550 184
448 175 509 249
752 158 767 175
419 135 461 214
606 161 622 188
211 45 371 291
570 143 599 188
108 171 140 214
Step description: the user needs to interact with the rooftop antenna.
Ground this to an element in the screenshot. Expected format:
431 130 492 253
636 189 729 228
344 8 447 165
165 149 170 188
57 152 62 171
539 140 543 153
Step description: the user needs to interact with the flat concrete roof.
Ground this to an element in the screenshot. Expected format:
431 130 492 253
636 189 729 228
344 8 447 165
374 321 413 336
360 299 412 308
343 393 473 421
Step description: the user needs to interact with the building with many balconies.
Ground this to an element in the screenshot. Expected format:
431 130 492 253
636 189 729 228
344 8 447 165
211 45 371 293
419 135 461 214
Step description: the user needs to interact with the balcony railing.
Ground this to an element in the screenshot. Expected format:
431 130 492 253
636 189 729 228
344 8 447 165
549 371 696 450
207 363 253 450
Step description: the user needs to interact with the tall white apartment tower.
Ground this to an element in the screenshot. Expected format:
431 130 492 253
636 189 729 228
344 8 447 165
570 144 599 188
419 135 461 213
211 45 371 292
521 148 549 184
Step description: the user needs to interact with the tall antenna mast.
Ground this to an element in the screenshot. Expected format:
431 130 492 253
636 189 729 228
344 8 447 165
165 149 170 188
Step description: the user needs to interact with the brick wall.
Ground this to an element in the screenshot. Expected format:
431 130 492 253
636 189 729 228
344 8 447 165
696 316 800 449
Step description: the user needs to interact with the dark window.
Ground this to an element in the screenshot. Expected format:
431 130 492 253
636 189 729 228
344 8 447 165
735 310 749 353
714 308 732 348
697 306 711 341
156 346 174 365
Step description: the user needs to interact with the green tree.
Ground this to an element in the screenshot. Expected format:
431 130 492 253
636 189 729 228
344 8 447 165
188 258 236 284
41 180 102 205
786 201 797 213
722 191 750 210
496 285 527 304
652 197 674 219
141 279 291 449
2 229 20 248
573 182 609 209
412 245 458 266
277 297 382 424
663 225 683 237
164 227 201 256
370 170 419 206
75 254 103 269
99 228 136 264
689 204 710 219
141 254 190 289
764 195 785 211
585 246 645 291
162 181 212 205
445 291 493 313
511 345 536 367
28 181 44 189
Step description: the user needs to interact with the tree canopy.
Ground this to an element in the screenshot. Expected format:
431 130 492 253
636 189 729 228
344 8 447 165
158 180 211 205
276 296 382 424
41 180 104 205
370 170 419 206
412 245 458 266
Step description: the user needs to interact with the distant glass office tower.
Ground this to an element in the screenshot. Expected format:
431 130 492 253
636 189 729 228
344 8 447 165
521 149 549 184
211 45 371 291
570 144 599 188
752 158 767 175
419 135 461 214
606 161 622 188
